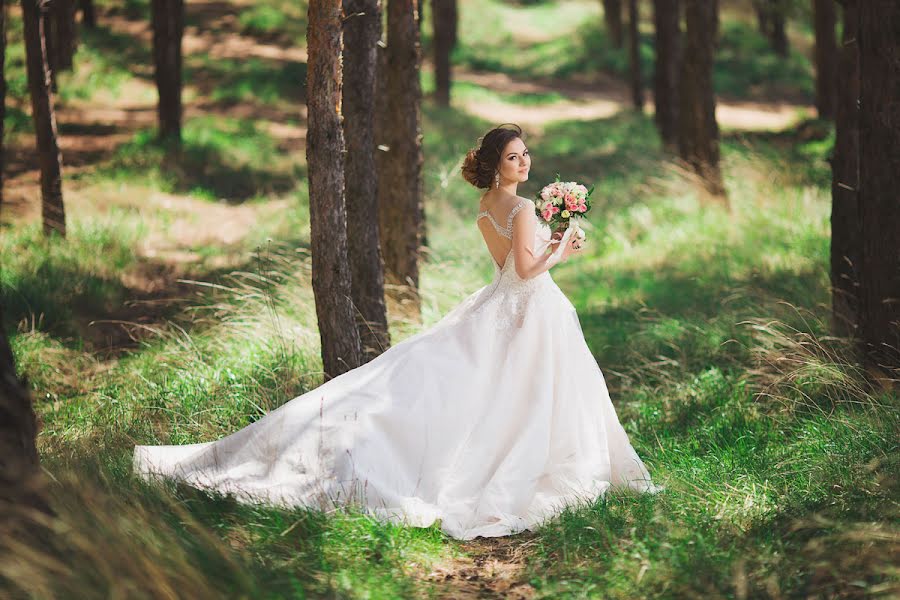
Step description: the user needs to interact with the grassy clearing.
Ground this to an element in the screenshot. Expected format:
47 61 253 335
2 0 897 597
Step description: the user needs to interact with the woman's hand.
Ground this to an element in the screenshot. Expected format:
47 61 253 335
561 235 584 261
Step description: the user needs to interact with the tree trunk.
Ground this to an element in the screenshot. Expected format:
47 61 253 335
53 0 77 71
856 0 900 373
653 0 680 148
677 0 726 202
830 0 859 338
813 0 837 119
343 0 391 363
22 0 66 237
769 0 788 57
307 0 363 378
151 0 184 145
1 0 6 207
0 314 47 512
432 0 457 107
602 0 623 48
376 0 424 320
80 0 96 28
627 0 643 110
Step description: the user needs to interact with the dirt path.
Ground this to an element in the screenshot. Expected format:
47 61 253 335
423 535 539 599
450 66 814 133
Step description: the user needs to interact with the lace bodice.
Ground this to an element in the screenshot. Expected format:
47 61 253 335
476 198 530 240
472 198 565 331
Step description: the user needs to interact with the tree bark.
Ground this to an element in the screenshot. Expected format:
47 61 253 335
0 315 47 513
22 0 66 237
376 0 424 320
432 0 457 107
769 0 788 57
1 0 6 207
813 0 837 119
151 0 184 145
653 0 680 148
52 0 77 71
307 0 363 378
602 0 623 48
627 0 643 110
677 0 726 202
80 0 96 28
343 0 391 363
856 0 900 372
830 0 859 338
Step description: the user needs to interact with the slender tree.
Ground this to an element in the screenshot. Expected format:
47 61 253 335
627 0 643 110
756 0 788 56
80 0 96 28
151 0 184 145
22 0 66 237
856 0 900 372
1 0 6 206
376 0 424 319
343 0 391 362
54 0 77 71
0 320 46 512
602 0 624 48
432 0 457 107
813 0 837 119
677 0 726 202
652 0 680 148
307 0 363 378
830 0 859 337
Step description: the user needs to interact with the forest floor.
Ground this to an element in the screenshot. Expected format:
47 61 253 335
3 0 896 598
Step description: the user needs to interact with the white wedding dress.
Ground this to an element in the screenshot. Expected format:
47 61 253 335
134 198 664 540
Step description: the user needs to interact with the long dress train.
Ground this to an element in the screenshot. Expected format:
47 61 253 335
134 199 664 540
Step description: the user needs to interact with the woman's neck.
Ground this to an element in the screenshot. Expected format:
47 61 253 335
498 180 518 196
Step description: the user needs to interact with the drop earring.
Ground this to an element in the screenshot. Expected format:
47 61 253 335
494 172 500 189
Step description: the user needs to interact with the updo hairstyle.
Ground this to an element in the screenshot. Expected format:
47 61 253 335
461 123 525 189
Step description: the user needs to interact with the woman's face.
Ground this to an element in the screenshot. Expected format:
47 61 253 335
498 137 531 185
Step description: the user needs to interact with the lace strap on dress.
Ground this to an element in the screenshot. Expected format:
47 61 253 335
476 198 530 240
505 199 529 231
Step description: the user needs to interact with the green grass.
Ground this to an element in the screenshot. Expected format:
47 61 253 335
454 0 815 102
2 1 897 597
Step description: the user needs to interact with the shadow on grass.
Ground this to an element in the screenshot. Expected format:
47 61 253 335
1 225 312 356
101 118 303 202
576 258 829 383
185 55 308 107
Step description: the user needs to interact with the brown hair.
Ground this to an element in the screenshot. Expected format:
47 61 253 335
461 123 525 189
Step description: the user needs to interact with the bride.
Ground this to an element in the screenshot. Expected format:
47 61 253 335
134 123 664 541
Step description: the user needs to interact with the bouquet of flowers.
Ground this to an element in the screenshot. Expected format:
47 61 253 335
535 176 593 246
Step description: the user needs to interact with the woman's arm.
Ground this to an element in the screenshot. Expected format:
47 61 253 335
511 201 578 280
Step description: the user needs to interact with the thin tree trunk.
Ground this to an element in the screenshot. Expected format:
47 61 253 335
813 0 837 119
151 0 184 145
769 0 788 57
343 0 391 363
80 0 96 28
677 0 726 202
307 0 363 378
0 311 47 513
830 0 859 338
856 0 900 373
602 0 623 48
653 0 680 148
432 0 457 107
376 0 423 320
22 0 66 237
627 0 643 110
53 0 77 71
1 0 6 207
